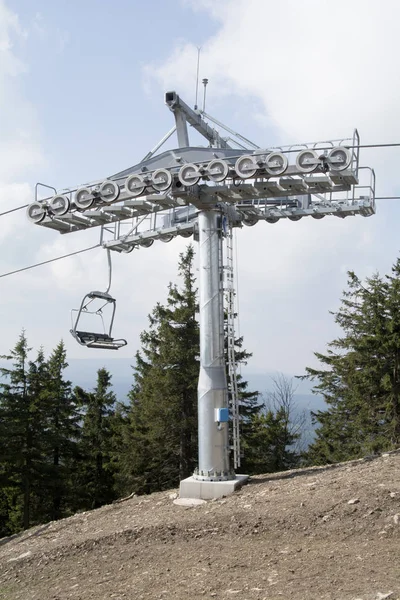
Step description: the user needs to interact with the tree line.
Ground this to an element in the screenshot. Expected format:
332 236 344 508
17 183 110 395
2 246 400 537
0 247 300 536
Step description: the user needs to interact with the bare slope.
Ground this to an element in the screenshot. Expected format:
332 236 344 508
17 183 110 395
1 452 399 600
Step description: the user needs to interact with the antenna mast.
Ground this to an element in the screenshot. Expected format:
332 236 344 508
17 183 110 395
194 47 201 110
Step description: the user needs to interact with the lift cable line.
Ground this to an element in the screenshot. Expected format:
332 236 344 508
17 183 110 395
25 90 377 499
0 244 100 279
3 190 397 278
3 194 398 278
0 204 29 217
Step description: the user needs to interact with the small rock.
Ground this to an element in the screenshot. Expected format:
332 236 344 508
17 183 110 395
169 493 178 500
173 498 206 507
393 514 399 525
376 592 393 600
389 492 397 498
348 498 360 505
7 551 32 563
381 453 390 458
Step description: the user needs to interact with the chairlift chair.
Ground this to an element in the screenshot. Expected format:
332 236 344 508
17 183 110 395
70 250 127 350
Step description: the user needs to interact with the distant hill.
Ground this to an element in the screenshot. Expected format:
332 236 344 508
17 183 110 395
64 358 325 411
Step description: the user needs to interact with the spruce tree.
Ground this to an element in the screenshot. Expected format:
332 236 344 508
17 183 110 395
0 334 47 532
120 246 199 494
225 331 262 470
40 341 80 521
241 407 300 474
241 375 301 474
75 368 116 509
304 261 400 465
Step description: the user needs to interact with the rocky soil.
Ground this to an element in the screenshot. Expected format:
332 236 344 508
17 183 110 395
0 451 399 600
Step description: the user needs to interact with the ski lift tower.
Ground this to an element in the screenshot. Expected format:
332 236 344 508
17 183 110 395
27 91 376 499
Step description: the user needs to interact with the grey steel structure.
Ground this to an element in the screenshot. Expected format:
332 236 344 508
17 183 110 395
27 92 376 492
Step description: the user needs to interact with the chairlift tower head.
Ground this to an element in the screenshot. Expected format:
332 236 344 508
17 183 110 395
27 91 376 499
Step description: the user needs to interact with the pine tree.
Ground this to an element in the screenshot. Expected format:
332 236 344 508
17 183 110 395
119 246 199 495
304 261 400 465
74 368 116 509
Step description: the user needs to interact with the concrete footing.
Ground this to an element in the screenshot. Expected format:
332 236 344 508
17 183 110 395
179 474 249 500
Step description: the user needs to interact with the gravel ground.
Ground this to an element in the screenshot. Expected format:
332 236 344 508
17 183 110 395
0 451 399 600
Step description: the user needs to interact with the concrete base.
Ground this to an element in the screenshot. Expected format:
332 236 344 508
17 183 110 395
179 474 249 500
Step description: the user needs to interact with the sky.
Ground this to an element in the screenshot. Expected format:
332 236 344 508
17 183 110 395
1 0 400 382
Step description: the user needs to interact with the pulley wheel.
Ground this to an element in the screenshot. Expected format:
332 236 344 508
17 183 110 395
75 187 95 209
152 169 173 192
26 202 46 223
49 194 70 216
100 180 120 203
139 238 154 247
295 150 319 173
206 159 229 182
125 174 146 197
264 152 288 176
178 164 201 186
235 155 258 179
179 229 193 238
159 234 174 243
328 147 352 171
242 216 258 226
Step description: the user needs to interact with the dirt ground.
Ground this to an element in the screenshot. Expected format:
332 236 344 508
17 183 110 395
0 451 399 600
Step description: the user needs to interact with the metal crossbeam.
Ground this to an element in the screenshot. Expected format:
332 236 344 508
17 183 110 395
165 92 231 149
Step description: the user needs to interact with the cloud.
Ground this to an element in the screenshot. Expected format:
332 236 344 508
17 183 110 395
149 0 400 143
0 182 31 240
0 1 46 187
0 1 26 78
2 0 400 375
143 0 400 372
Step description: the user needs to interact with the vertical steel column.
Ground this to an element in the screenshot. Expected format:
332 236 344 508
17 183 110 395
195 209 233 481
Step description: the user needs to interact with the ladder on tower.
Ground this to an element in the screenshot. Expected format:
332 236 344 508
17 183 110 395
223 218 241 469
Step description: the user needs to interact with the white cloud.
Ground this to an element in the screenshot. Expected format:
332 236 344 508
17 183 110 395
0 1 26 78
144 0 400 372
0 1 46 185
2 0 400 376
148 0 400 158
0 181 31 239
